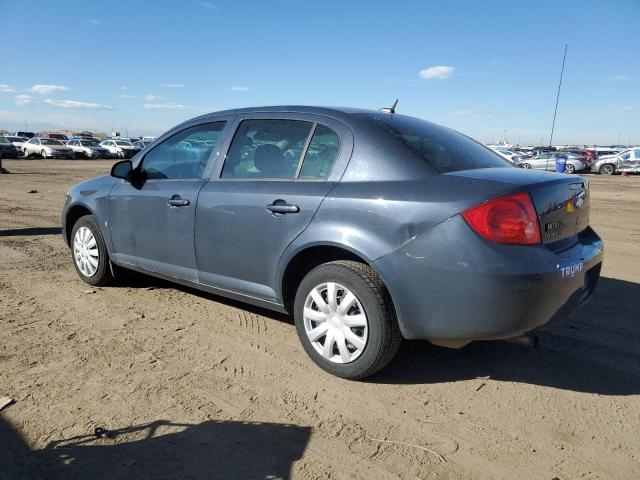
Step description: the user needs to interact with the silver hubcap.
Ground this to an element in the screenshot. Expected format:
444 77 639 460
73 226 99 277
601 165 613 175
303 282 368 364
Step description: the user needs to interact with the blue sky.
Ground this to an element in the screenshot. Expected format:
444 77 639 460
1 0 638 144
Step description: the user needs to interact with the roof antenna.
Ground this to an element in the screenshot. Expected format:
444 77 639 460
380 99 398 114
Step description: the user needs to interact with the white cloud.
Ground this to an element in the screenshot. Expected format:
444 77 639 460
143 103 190 110
229 86 249 92
144 95 164 101
161 83 185 88
15 94 34 106
196 1 216 10
119 94 136 99
89 19 100 25
121 86 128 90
27 84 70 95
44 99 113 110
419 66 455 80
0 84 15 93
608 74 630 81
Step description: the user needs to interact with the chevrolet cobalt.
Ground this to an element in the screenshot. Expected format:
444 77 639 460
62 106 603 379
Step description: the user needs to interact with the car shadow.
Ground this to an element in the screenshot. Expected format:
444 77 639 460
0 417 311 480
370 277 640 395
117 271 292 324
116 271 639 395
0 227 62 237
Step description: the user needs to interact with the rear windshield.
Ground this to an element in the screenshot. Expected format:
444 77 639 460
357 113 511 173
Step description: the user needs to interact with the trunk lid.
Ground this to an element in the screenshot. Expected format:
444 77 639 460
447 168 590 247
529 177 590 246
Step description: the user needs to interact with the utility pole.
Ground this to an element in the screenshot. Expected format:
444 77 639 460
549 44 568 147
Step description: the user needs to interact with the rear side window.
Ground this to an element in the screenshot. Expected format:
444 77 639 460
140 122 226 180
221 119 313 179
358 113 511 173
299 125 340 179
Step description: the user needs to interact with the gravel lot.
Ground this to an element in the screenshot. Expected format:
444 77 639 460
1 159 639 480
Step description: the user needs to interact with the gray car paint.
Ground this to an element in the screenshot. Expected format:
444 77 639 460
62 106 603 344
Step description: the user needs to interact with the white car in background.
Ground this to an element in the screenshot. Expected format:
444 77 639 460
591 148 640 175
66 139 112 159
22 137 75 159
99 139 141 158
489 146 524 163
5 136 29 155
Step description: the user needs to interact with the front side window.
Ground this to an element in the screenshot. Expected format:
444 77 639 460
140 122 226 180
221 119 313 179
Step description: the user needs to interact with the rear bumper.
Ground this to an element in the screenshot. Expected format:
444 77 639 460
373 215 603 344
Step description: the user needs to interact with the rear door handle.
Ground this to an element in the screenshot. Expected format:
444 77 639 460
266 201 299 214
167 196 190 207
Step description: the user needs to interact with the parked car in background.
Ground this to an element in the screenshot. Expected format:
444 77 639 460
61 106 603 379
489 146 524 163
14 131 35 139
36 132 70 144
516 152 587 173
5 135 30 155
23 137 74 159
591 148 640 175
0 136 20 158
132 140 154 149
99 139 140 158
587 147 622 158
67 139 112 158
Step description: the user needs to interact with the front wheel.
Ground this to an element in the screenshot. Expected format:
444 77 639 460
599 164 615 175
521 163 532 169
40 149 47 159
294 260 401 379
565 163 576 174
70 215 114 286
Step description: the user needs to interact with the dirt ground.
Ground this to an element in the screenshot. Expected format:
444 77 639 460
1 159 639 480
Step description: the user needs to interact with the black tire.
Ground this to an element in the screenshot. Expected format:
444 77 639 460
70 215 114 286
599 164 615 175
565 163 575 174
521 163 532 169
294 260 401 379
40 149 47 159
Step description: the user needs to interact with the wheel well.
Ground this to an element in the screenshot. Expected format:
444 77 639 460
65 205 92 245
281 246 368 312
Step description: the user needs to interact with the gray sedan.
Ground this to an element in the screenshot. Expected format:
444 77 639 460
61 106 603 378
516 152 587 173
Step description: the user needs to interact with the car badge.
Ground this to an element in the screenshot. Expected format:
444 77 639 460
566 201 574 213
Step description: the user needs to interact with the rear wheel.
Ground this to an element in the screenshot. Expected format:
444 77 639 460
599 164 615 175
521 163 532 169
294 260 401 379
40 149 47 159
565 163 575 174
70 215 113 286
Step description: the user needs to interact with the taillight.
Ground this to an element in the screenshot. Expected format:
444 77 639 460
461 192 541 245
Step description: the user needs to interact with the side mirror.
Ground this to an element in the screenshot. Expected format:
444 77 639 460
111 160 133 180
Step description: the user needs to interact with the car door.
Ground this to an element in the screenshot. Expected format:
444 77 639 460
195 113 353 302
108 120 230 281
616 151 631 171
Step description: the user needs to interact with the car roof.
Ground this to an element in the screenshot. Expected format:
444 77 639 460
188 105 380 123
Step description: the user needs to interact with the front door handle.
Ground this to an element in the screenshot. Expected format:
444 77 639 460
167 196 190 207
266 200 299 214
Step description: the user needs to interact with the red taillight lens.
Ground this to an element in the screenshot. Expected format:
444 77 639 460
461 192 541 245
